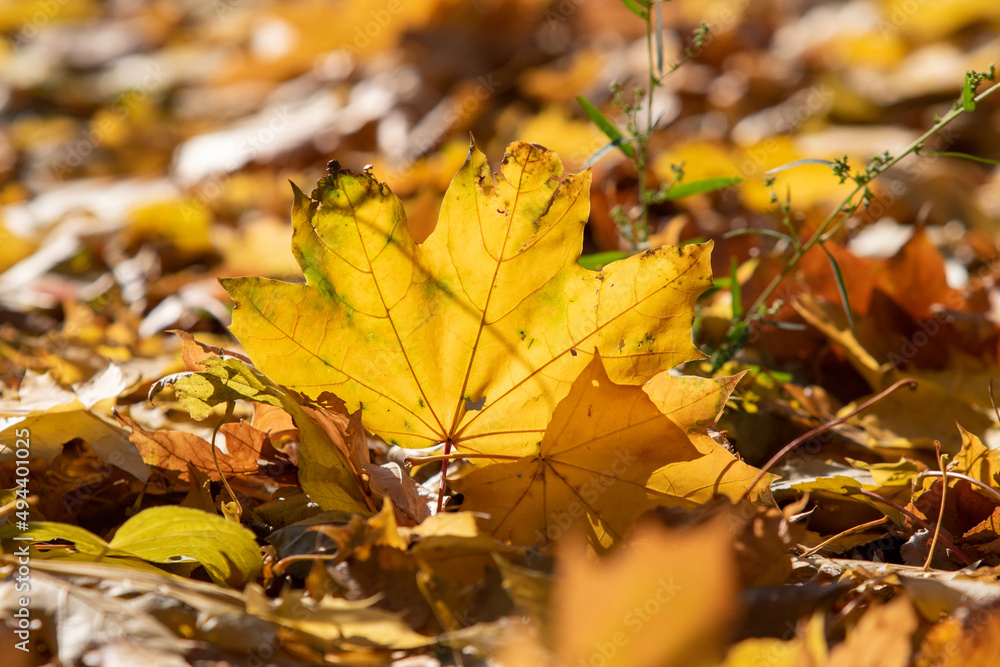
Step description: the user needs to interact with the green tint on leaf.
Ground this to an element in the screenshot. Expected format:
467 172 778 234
109 506 262 587
0 507 263 587
223 141 712 460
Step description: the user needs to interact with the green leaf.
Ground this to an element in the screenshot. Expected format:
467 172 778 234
729 257 742 320
962 71 977 112
620 0 650 19
109 506 262 587
153 356 370 514
578 250 630 270
654 177 741 201
0 521 125 557
576 96 635 159
820 243 856 332
0 508 263 586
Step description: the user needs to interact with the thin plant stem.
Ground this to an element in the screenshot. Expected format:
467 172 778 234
211 401 242 522
916 471 1000 504
855 488 972 566
799 516 889 557
923 442 948 571
744 80 1000 321
741 378 918 500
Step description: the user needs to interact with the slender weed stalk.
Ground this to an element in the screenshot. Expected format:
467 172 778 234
577 0 737 250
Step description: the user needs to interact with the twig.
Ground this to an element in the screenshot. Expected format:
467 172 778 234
855 488 972 566
923 442 948 571
741 378 918 500
799 516 889 557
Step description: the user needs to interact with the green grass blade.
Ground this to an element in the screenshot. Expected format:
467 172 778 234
577 96 635 159
656 176 741 200
820 243 856 332
729 256 742 319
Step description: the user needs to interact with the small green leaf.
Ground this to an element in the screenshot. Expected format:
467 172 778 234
620 0 650 19
729 257 742 320
109 506 262 587
820 243 856 332
962 72 977 112
576 96 635 160
578 251 630 270
0 522 126 557
654 177 741 201
0 509 262 586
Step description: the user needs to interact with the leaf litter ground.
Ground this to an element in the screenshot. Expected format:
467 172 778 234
4 1 1000 665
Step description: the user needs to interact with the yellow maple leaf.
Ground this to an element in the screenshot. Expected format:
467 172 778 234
452 356 770 548
223 141 711 458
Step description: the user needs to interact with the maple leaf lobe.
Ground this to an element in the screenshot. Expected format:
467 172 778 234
224 141 712 458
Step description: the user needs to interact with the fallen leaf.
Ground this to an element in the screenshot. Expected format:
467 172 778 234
0 367 149 481
0 505 263 587
107 505 263 587
551 518 739 667
223 141 712 458
155 355 371 513
0 567 193 665
824 595 918 667
115 412 265 481
917 605 1000 667
243 583 435 651
453 356 769 548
